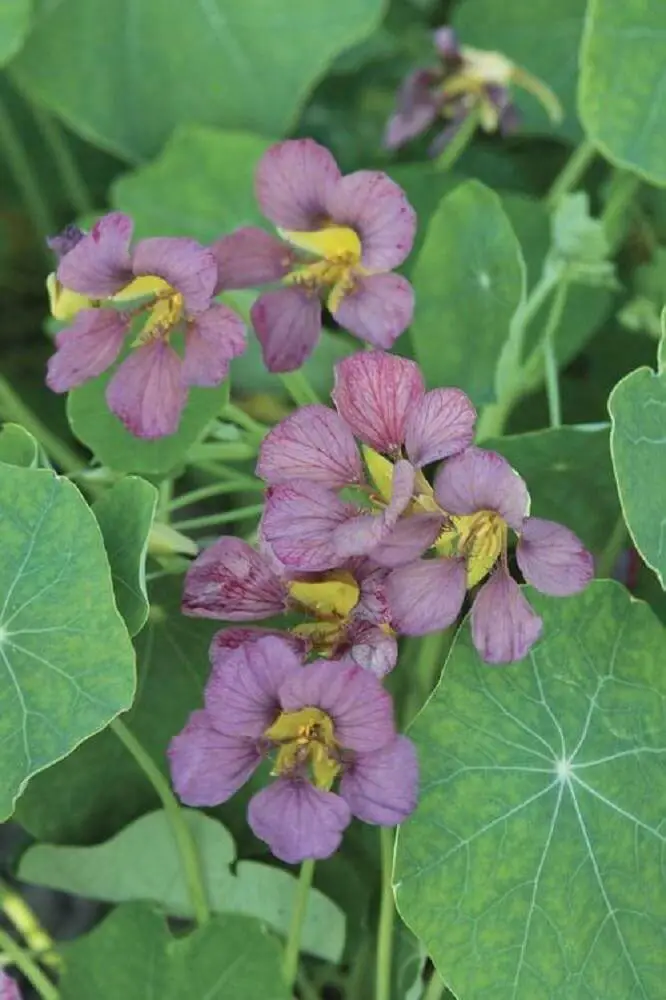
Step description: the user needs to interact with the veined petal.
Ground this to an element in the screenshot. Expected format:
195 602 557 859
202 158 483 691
182 537 287 621
332 350 425 454
326 170 416 271
384 71 440 150
387 557 466 634
182 303 246 387
262 481 354 571
212 227 295 292
248 779 351 863
106 341 187 439
46 309 127 392
405 387 476 466
333 459 415 560
516 518 594 596
371 513 443 568
168 709 260 806
251 286 321 372
47 223 85 260
332 273 414 349
255 139 341 230
471 569 543 664
210 627 308 660
257 404 363 488
132 237 217 314
347 621 397 678
57 211 133 297
434 447 529 530
340 735 418 825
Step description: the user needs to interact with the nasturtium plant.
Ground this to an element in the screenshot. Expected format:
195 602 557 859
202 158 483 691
0 424 38 468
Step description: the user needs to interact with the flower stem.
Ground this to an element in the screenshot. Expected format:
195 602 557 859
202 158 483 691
0 926 58 1000
421 972 447 1000
0 374 83 474
596 512 628 579
601 169 641 251
542 280 569 429
545 138 597 210
223 402 269 441
31 106 93 218
283 858 315 991
376 826 396 1000
169 478 263 511
279 370 321 407
0 879 60 971
109 718 210 926
434 108 480 173
172 502 264 532
0 93 55 249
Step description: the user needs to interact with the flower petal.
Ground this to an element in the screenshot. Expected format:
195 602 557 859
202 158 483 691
205 633 303 737
278 659 395 752
262 481 354 571
257 404 363 488
168 709 260 806
212 226 295 292
251 286 321 373
340 735 418 825
255 139 342 230
434 447 529 530
333 273 414 349
248 779 351 863
387 557 466 634
516 518 594 596
405 387 476 467
433 26 462 60
370 513 443 568
332 350 425 454
46 309 127 392
131 237 217 314
347 621 397 678
182 537 287 621
182 303 246 387
0 973 22 1000
47 223 85 261
333 459 415 560
428 109 471 158
471 569 543 664
210 626 308 660
106 341 187 439
326 170 416 271
383 71 440 150
57 212 133 297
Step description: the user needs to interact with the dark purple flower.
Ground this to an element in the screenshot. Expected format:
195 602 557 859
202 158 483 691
46 213 246 438
0 973 22 1000
212 139 416 371
169 636 418 863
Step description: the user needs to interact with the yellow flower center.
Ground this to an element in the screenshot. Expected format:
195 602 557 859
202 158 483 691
435 509 507 588
47 273 95 321
280 224 365 313
112 274 185 344
288 570 360 656
265 706 341 789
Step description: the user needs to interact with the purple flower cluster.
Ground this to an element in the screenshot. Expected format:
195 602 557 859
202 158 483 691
169 634 417 863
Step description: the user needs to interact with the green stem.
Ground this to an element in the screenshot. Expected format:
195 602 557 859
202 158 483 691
0 374 83 474
169 478 263 511
601 170 641 251
545 138 597 210
542 280 569 429
279 370 321 407
0 927 58 1000
0 878 60 970
0 94 55 247
421 972 447 1000
283 858 315 991
596 512 627 579
110 719 210 926
223 402 269 441
172 503 264 532
434 108 480 173
32 106 93 217
376 827 396 1000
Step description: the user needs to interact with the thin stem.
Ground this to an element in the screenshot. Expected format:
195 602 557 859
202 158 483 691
169 478 264 511
601 170 641 251
596 512 627 579
542 280 569 429
279 370 321 407
0 94 55 247
0 879 60 970
546 138 597 210
283 858 315 991
0 374 83 475
32 107 93 217
434 108 480 173
421 972 447 1000
110 719 210 926
375 827 396 1000
0 926 58 1000
172 503 264 532
223 402 269 441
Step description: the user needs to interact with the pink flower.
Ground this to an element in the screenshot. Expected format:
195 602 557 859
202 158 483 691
46 213 246 438
212 140 416 371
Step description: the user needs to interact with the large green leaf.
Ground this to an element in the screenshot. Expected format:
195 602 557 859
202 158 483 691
396 580 666 1000
580 0 666 186
0 0 31 66
609 336 666 588
0 465 135 819
410 180 526 405
20 808 345 962
9 0 384 161
60 903 289 1000
453 0 585 142
92 478 158 635
0 424 38 468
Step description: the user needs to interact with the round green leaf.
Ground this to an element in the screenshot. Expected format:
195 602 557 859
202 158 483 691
396 580 666 1000
0 424 38 468
92 477 158 635
9 0 384 162
580 0 666 186
609 339 666 587
0 465 135 819
0 0 32 66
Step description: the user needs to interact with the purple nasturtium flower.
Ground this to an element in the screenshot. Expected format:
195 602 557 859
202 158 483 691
169 635 418 863
384 27 562 156
212 139 417 372
259 350 476 571
0 973 22 1000
181 536 398 677
45 213 246 438
387 447 594 664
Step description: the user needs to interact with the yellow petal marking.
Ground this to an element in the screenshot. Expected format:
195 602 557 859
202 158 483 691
288 571 360 620
266 706 341 790
47 273 95 320
279 225 361 264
